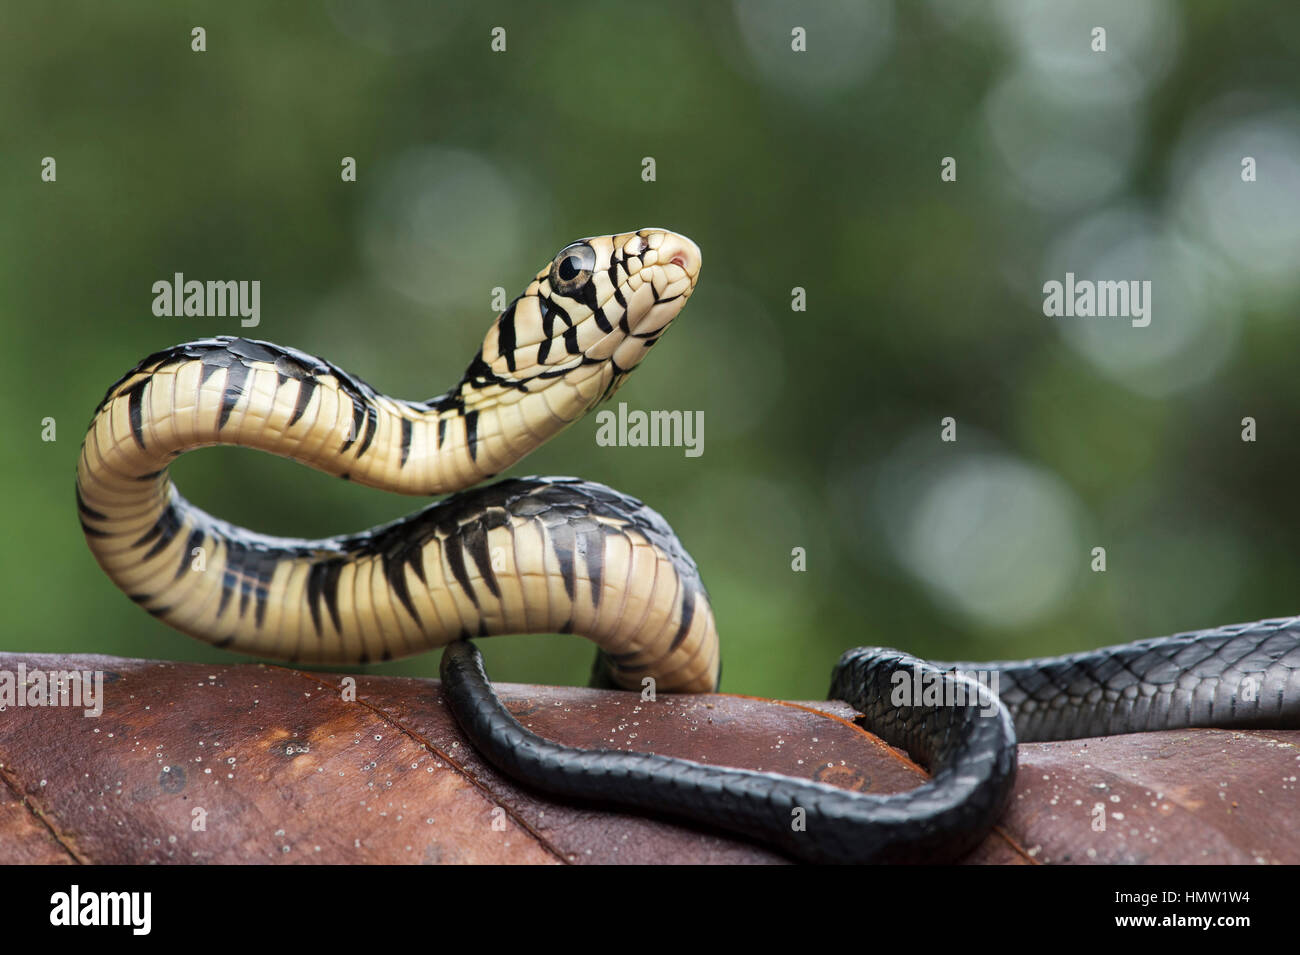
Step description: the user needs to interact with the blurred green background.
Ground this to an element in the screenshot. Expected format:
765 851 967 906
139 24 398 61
5 1 1300 699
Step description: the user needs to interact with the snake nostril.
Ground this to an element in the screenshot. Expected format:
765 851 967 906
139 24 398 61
670 254 688 270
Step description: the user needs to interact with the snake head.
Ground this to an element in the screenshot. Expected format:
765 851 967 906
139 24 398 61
470 228 702 409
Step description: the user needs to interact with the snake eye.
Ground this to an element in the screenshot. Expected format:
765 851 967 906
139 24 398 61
549 242 596 295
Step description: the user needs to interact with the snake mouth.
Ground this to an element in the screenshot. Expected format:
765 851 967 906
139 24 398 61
658 233 702 282
624 231 701 338
644 232 701 288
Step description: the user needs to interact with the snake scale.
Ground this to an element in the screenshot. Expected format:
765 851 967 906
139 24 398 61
78 228 1300 864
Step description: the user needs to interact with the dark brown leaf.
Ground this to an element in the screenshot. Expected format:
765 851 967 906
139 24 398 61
0 654 1293 864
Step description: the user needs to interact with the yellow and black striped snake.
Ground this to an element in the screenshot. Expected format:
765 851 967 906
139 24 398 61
79 229 1300 864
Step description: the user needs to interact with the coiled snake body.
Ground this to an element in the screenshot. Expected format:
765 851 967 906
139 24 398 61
78 229 1300 863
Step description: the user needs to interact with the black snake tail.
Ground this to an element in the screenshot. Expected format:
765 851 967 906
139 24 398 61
445 619 1299 864
943 617 1300 742
443 639 1016 864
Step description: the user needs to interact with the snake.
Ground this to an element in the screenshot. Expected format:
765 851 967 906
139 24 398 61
77 228 1300 864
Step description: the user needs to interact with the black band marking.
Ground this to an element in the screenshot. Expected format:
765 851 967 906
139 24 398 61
133 501 181 555
577 523 604 606
400 417 413 468
176 528 204 581
546 518 577 601
341 398 365 453
497 301 518 373
76 486 109 522
218 359 249 431
358 403 379 456
465 410 480 462
288 376 317 427
307 558 346 635
668 586 696 652
125 379 149 450
79 518 110 538
444 536 478 608
383 551 422 625
462 519 501 600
